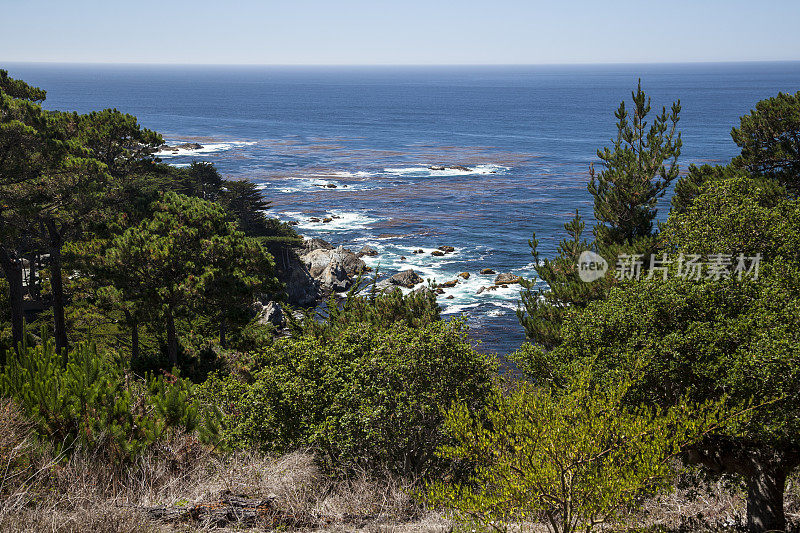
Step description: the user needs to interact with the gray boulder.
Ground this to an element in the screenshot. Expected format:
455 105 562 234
256 301 285 327
176 142 203 150
303 248 336 278
494 272 522 285
301 246 366 293
389 269 423 288
358 245 379 257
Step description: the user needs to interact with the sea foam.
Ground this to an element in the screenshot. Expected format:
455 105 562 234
156 141 256 158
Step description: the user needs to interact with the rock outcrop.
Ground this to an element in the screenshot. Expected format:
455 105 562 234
159 142 203 152
300 243 366 294
255 301 285 328
389 269 423 288
358 245 379 257
428 165 472 172
494 272 522 285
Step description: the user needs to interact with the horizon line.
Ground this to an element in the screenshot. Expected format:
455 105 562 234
4 59 800 68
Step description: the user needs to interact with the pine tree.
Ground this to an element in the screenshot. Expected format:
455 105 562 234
519 82 681 348
588 79 681 253
518 212 611 349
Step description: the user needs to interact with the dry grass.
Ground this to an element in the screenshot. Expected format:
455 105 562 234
0 400 446 532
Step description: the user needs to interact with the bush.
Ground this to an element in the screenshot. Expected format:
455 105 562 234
428 371 721 533
291 277 441 339
202 319 497 477
0 332 220 460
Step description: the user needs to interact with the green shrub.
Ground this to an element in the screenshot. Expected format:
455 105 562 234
428 371 722 533
0 332 220 459
202 319 497 477
291 277 441 340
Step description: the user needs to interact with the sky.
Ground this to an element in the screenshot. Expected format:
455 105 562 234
2 0 800 65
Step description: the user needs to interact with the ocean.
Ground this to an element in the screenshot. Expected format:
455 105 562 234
7 62 800 354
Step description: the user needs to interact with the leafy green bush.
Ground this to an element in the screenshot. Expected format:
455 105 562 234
0 332 220 459
428 371 721 533
290 277 441 340
202 318 496 477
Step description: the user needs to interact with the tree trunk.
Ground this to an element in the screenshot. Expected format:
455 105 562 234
685 445 799 533
27 253 40 300
746 468 787 533
166 309 178 367
0 247 25 353
45 219 68 355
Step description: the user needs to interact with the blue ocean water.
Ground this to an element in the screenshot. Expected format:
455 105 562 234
7 62 800 354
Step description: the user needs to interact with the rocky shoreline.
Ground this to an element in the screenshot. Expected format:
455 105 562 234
253 235 523 329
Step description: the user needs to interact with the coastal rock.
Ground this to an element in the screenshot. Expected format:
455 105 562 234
309 217 321 223
428 165 472 172
412 285 436 297
326 183 337 188
438 279 458 288
304 237 334 252
476 286 485 294
446 295 454 299
273 246 320 307
480 268 496 275
431 250 445 257
322 261 349 292
438 246 455 253
300 246 366 293
374 280 402 294
256 301 285 328
458 272 470 279
494 273 522 285
176 142 203 150
322 217 333 223
358 245 379 257
389 269 423 288
412 249 424 254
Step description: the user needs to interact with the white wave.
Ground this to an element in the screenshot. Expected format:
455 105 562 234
156 141 256 158
260 176 377 193
383 164 510 177
441 302 481 315
280 210 383 232
329 170 374 178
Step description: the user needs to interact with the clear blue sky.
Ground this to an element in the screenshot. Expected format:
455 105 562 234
2 0 799 65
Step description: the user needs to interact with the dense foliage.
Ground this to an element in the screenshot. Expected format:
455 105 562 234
203 309 496 477
732 90 800 192
429 372 721 533
511 84 800 532
1 332 220 459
